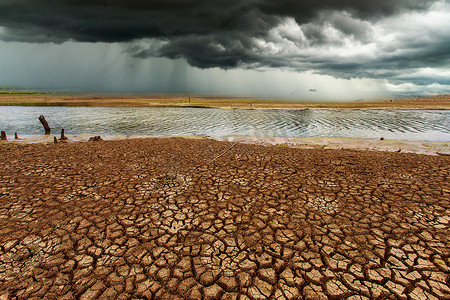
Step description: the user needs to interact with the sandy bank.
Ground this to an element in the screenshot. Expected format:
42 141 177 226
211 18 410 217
5 134 450 156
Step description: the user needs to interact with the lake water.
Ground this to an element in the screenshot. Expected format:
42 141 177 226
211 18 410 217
0 106 449 141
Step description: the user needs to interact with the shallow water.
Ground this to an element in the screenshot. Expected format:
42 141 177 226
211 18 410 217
0 106 449 141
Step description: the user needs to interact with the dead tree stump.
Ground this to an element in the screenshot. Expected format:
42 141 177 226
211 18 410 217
15 133 18 139
54 136 58 143
39 115 51 135
1 131 6 140
60 129 68 140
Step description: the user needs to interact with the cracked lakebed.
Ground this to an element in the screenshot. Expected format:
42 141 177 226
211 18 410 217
0 137 449 299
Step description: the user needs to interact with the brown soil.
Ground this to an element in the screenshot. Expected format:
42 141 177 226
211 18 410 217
0 94 449 109
0 138 449 299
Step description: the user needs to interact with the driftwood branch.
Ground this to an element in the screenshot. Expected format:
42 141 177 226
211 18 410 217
89 136 103 142
437 152 450 156
210 143 237 163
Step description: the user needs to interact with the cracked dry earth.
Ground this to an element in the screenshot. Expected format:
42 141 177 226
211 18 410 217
0 138 449 299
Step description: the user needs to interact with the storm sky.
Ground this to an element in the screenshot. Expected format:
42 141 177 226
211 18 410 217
0 0 449 99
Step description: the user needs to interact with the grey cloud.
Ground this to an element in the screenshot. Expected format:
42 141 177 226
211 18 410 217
156 36 258 69
326 12 374 42
127 35 260 69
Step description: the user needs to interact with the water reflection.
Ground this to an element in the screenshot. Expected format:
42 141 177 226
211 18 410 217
0 107 449 141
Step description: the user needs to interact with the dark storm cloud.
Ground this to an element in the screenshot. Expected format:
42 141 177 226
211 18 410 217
0 0 275 42
0 0 447 85
0 1 437 43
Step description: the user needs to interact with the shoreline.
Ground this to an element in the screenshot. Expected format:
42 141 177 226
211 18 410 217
3 134 450 156
1 137 449 298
